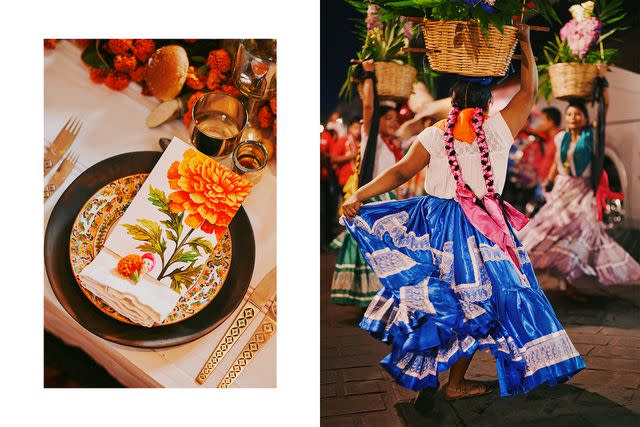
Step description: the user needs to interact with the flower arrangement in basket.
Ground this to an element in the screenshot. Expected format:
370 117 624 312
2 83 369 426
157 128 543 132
538 0 626 101
368 0 559 77
340 1 418 101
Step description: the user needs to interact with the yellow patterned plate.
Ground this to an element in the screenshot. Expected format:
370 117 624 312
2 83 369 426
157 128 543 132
69 174 232 326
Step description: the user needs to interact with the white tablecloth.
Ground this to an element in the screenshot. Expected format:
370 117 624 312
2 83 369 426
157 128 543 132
44 40 276 388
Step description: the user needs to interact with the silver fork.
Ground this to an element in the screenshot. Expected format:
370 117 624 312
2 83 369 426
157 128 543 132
44 117 82 175
44 151 79 201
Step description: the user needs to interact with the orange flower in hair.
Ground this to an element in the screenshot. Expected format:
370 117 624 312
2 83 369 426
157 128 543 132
132 39 156 63
105 71 130 91
44 39 57 49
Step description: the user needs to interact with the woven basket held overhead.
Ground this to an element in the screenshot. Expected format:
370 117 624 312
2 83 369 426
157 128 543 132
374 62 417 101
422 20 518 77
548 63 598 100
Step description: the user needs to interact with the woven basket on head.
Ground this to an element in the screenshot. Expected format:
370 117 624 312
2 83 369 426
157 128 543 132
373 62 417 101
421 20 518 77
548 63 598 100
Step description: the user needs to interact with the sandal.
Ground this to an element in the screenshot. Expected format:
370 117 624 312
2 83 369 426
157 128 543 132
445 380 493 400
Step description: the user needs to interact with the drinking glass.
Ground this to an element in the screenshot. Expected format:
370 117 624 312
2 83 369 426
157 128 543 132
191 92 247 158
231 39 276 138
232 140 268 183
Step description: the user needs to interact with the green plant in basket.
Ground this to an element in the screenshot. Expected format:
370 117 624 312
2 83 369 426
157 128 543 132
368 0 559 34
340 1 418 99
537 0 627 101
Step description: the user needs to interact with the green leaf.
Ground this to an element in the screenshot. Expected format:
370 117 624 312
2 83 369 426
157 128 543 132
81 40 110 72
173 249 200 264
148 185 171 213
165 229 178 243
190 55 206 63
187 236 215 255
197 64 209 75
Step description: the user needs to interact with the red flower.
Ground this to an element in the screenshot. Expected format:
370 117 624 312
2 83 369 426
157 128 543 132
206 69 223 91
106 39 133 55
89 67 108 84
105 71 130 91
133 39 156 63
183 111 192 127
273 119 277 137
129 65 146 83
207 49 232 73
258 105 274 128
221 84 240 96
113 54 137 74
44 39 57 49
187 91 206 113
269 98 276 114
75 39 90 49
185 66 206 90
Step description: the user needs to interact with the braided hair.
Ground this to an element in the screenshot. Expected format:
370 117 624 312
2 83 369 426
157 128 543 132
444 81 495 194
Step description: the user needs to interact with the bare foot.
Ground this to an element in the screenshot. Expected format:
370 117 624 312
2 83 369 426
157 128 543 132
445 380 493 400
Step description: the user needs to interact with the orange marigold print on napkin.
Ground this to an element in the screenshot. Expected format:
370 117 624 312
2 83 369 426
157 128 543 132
167 149 253 237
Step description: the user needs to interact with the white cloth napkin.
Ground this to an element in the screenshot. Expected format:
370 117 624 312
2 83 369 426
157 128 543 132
79 137 252 327
79 248 180 327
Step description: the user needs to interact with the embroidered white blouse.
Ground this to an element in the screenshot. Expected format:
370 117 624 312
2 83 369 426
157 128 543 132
417 112 514 200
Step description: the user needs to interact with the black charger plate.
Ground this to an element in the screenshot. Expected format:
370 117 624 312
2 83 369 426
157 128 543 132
44 151 255 348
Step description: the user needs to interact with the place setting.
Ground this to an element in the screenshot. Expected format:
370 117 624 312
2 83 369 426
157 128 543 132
44 38 277 387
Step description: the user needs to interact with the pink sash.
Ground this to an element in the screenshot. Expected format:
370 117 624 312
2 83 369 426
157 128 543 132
444 108 529 268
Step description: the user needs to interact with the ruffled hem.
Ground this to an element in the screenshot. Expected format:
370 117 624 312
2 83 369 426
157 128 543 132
360 289 585 396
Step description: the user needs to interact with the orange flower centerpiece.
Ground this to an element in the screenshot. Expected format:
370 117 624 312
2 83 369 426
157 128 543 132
166 149 253 236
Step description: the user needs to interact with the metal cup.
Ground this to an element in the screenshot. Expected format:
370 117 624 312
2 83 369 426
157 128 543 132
232 140 269 183
190 92 248 159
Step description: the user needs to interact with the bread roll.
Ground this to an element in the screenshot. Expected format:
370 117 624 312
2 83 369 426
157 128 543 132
145 45 188 101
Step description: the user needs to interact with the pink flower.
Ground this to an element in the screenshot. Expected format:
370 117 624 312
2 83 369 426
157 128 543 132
401 17 413 39
560 17 602 59
366 5 382 30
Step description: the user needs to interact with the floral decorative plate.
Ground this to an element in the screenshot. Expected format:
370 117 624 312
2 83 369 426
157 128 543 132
69 174 232 326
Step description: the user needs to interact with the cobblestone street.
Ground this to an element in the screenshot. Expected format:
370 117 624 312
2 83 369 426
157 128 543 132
321 251 640 427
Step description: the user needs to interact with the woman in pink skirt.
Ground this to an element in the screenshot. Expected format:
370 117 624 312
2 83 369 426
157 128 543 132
518 88 640 297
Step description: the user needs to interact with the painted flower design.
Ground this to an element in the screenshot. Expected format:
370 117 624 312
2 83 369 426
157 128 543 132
167 149 252 236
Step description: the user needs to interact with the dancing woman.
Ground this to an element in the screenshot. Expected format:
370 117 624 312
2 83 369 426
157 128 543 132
519 82 640 295
330 60 403 306
341 25 585 400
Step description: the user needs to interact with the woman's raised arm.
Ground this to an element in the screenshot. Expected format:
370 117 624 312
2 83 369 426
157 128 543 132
501 24 537 138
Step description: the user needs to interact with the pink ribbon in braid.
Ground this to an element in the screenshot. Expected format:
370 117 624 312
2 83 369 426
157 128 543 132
442 107 529 270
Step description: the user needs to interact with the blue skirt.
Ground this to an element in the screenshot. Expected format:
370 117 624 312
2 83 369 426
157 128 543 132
343 195 585 396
